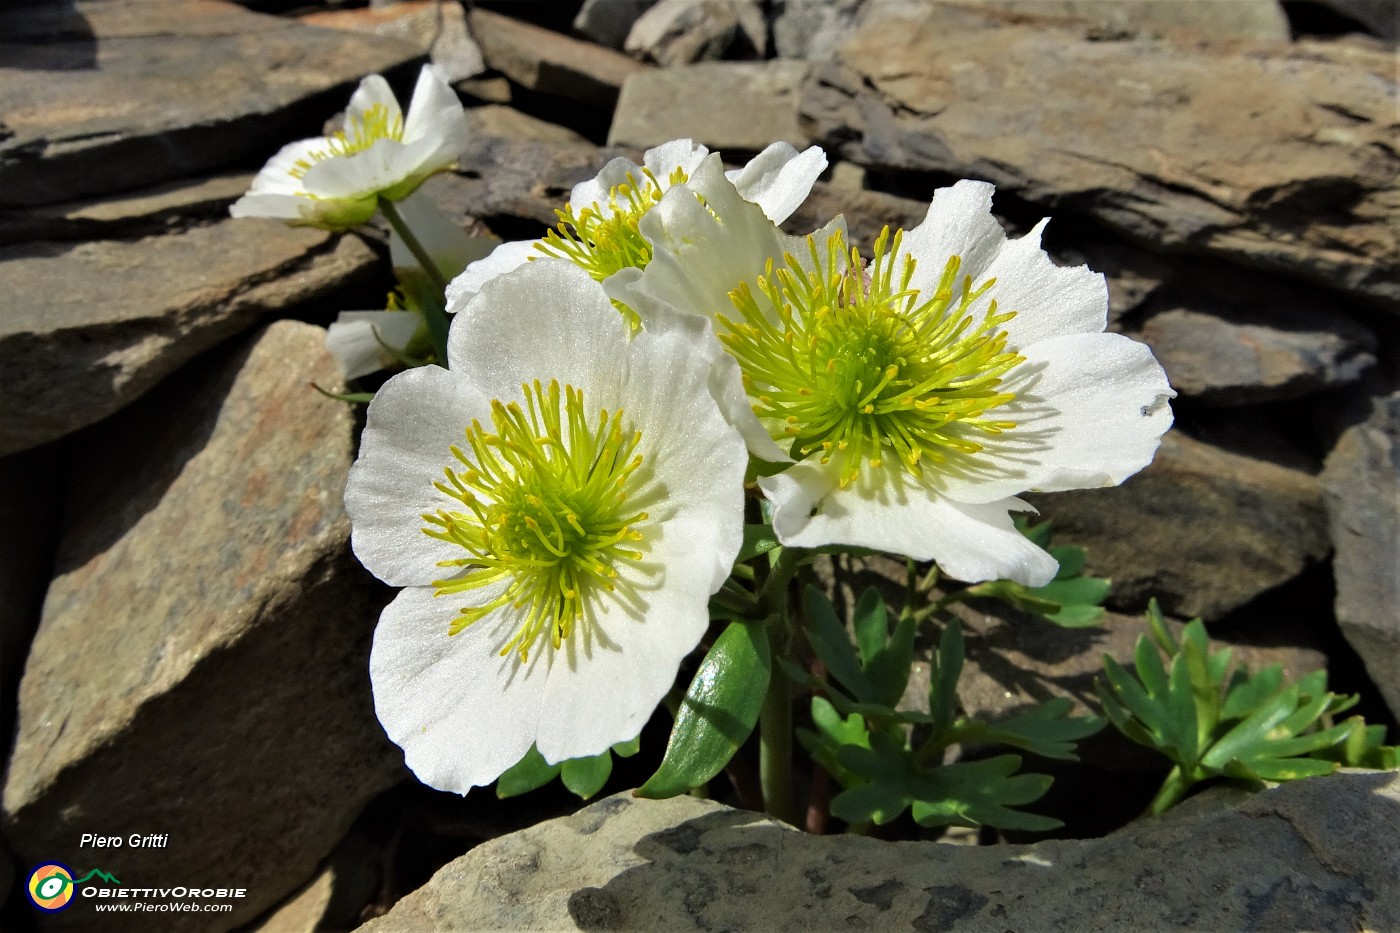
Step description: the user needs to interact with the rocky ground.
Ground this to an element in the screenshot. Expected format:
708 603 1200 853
1 0 1396 930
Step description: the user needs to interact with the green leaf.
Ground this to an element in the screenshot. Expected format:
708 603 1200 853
1048 545 1086 579
955 697 1104 761
965 579 1062 616
496 745 561 799
908 755 1061 832
852 588 888 668
637 618 771 798
798 696 872 786
927 619 965 735
865 614 917 707
1017 516 1055 550
735 524 781 563
611 735 642 758
1221 665 1284 721
561 751 613 799
803 585 877 703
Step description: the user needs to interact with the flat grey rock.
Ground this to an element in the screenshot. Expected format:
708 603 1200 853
574 0 661 49
469 7 645 111
1027 431 1330 621
0 0 424 207
623 0 766 65
1138 304 1377 405
301 0 485 84
0 220 377 456
2 321 403 932
360 771 1400 932
800 6 1400 310
1322 390 1400 721
609 60 810 151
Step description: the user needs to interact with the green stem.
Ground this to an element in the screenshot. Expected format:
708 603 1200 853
757 547 804 825
1146 764 1197 816
378 196 451 365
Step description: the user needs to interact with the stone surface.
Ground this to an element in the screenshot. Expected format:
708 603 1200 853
0 221 377 456
302 0 485 84
799 5 1400 310
1137 304 1377 405
252 868 337 933
574 0 661 49
609 61 810 151
468 104 588 145
1322 391 1400 721
959 0 1293 40
772 0 865 60
0 172 253 246
2 321 403 932
361 773 1400 932
0 0 424 207
469 7 645 111
1026 431 1330 621
623 0 766 65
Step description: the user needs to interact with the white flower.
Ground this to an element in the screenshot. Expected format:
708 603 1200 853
326 310 424 381
344 259 748 793
231 65 469 230
626 167 1175 587
443 138 827 313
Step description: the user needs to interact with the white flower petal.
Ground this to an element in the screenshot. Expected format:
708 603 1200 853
568 140 709 217
347 73 404 127
898 180 1008 297
448 258 629 395
725 142 828 224
370 585 544 794
760 461 1058 585
326 311 424 380
239 137 326 199
443 239 540 313
228 192 309 222
401 65 469 158
344 364 492 587
979 219 1108 347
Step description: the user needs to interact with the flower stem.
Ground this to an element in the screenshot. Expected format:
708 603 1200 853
378 196 451 365
1146 764 1197 816
757 547 803 826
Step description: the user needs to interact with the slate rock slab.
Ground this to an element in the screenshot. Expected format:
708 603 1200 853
0 0 424 207
1026 431 1330 621
609 61 811 151
799 5 1400 309
0 220 377 457
360 772 1400 932
2 321 402 932
1322 390 1400 721
1137 304 1377 405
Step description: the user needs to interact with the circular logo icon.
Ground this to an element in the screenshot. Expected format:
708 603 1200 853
27 863 76 912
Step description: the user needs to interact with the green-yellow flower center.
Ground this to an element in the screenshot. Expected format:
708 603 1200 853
289 103 405 179
422 379 649 661
536 166 688 286
718 228 1024 488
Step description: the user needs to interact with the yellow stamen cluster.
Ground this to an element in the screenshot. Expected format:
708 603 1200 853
289 103 405 179
422 380 649 661
536 166 688 284
718 228 1024 488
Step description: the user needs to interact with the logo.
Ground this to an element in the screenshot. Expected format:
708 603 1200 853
26 863 121 912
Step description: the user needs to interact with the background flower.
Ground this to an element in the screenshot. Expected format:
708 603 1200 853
230 65 469 230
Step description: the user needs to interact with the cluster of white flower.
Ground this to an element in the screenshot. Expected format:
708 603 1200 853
236 68 1174 796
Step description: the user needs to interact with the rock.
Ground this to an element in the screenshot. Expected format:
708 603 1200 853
623 0 766 65
301 0 485 84
467 105 588 145
1137 304 1377 405
360 774 1400 931
0 0 424 207
0 172 253 246
432 138 628 230
958 0 1293 40
249 829 383 932
469 7 645 111
0 221 377 457
455 75 513 104
609 61 811 151
574 0 661 49
799 6 1400 310
772 0 865 60
1322 391 1400 720
252 869 337 933
1026 431 1330 621
2 321 403 932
